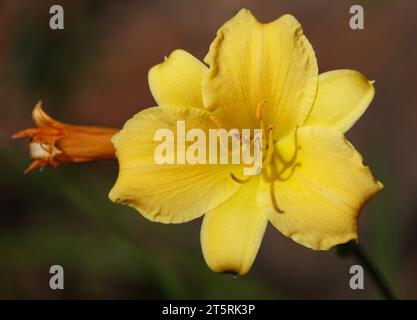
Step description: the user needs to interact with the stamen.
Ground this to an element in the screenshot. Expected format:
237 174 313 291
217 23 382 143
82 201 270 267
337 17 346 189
230 172 253 184
263 127 302 214
270 181 284 213
262 126 274 166
261 163 284 213
255 100 268 147
274 127 300 167
227 100 300 217
278 163 301 181
255 100 267 121
261 165 274 182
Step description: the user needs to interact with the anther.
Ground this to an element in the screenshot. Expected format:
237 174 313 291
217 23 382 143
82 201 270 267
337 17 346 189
255 100 267 121
230 173 253 184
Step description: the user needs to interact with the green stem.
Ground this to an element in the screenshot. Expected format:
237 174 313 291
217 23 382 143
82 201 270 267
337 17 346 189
338 241 395 300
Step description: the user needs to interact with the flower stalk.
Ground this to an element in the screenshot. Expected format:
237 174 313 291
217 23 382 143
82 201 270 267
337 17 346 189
337 241 396 300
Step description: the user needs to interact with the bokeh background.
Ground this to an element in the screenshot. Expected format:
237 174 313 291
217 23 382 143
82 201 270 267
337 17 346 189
1 0 416 299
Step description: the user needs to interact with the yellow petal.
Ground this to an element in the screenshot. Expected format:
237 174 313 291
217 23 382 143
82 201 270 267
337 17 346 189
258 126 383 250
109 105 240 223
149 50 207 109
304 70 375 133
201 178 267 275
203 9 318 139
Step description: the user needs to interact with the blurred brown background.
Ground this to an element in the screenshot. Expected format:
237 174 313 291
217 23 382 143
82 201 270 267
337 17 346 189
0 0 416 299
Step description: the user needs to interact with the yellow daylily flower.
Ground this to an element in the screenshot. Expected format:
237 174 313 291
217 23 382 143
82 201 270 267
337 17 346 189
109 9 383 275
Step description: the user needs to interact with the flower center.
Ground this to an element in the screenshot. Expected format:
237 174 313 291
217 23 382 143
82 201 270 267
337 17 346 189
230 100 301 214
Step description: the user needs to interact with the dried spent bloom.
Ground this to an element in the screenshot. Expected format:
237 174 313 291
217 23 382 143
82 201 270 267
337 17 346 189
109 9 383 275
13 102 118 173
